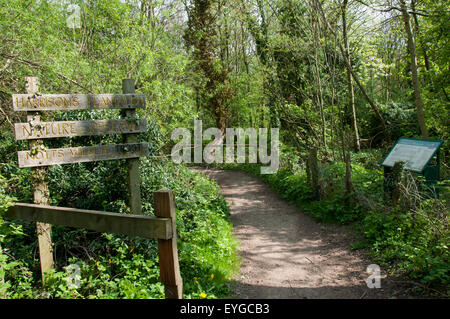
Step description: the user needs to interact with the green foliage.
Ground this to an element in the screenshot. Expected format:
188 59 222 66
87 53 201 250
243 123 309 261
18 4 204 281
0 0 448 300
1 157 238 299
42 243 164 299
0 171 31 298
363 200 449 290
375 102 419 141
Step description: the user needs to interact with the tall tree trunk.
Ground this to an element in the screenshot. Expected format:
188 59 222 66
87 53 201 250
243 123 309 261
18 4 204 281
308 147 321 200
342 0 360 152
312 10 327 148
399 0 429 138
185 0 233 134
411 0 433 89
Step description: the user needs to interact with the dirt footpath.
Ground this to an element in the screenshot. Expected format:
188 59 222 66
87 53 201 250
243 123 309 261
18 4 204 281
195 167 416 299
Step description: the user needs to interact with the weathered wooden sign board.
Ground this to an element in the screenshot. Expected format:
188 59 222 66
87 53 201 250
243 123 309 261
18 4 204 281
381 137 443 173
18 142 149 168
13 94 146 111
15 119 147 140
9 77 183 299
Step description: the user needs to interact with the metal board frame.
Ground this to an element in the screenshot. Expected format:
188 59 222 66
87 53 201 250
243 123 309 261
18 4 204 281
381 137 444 173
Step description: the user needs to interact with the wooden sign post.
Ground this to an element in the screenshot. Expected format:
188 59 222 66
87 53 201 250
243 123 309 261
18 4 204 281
10 77 183 298
122 79 142 215
25 77 55 284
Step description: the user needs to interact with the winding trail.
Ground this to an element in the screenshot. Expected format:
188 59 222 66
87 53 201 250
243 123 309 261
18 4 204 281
195 167 415 299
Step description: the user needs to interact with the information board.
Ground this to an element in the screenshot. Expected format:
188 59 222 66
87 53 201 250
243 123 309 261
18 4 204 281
381 138 443 173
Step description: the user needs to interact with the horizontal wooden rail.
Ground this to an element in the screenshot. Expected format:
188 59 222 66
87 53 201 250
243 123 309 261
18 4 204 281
4 203 172 240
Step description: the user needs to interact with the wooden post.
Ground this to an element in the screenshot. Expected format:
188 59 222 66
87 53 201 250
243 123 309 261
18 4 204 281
383 166 392 202
0 245 5 298
154 190 183 299
122 79 143 215
309 147 320 200
384 161 404 206
25 77 54 284
391 161 405 206
344 150 353 196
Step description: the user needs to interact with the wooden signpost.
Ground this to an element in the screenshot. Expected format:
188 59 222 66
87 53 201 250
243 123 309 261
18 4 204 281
121 79 143 216
24 77 55 284
5 77 183 299
154 190 183 298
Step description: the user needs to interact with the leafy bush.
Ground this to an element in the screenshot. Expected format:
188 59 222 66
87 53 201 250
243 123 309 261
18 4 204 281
1 157 238 299
363 200 449 290
0 172 35 298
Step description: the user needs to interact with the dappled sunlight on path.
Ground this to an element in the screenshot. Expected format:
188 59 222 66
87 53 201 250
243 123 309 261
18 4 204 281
194 168 415 299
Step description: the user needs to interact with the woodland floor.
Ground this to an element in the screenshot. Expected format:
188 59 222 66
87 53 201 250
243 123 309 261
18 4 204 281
194 167 420 299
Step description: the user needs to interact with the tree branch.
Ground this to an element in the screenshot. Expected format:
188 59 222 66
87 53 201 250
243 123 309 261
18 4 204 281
0 53 93 93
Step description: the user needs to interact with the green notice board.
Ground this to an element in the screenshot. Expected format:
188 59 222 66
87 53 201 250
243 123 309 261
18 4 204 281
381 138 443 173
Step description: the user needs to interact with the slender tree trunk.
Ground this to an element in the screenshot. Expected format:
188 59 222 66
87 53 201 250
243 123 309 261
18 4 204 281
399 0 429 138
0 254 5 298
411 0 433 89
344 150 353 196
312 11 327 148
342 0 360 152
309 147 321 200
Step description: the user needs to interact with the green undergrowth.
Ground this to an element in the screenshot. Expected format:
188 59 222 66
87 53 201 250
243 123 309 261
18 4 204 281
0 158 239 299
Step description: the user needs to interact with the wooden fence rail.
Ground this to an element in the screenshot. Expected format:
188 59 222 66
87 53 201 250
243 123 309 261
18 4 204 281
5 203 172 240
4 189 183 299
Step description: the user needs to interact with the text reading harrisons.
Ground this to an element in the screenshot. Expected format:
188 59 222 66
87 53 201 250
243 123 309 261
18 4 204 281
13 94 146 111
171 120 279 174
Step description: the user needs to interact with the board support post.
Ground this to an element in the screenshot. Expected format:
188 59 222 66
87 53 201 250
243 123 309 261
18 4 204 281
25 76 54 284
122 78 143 215
154 190 183 299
